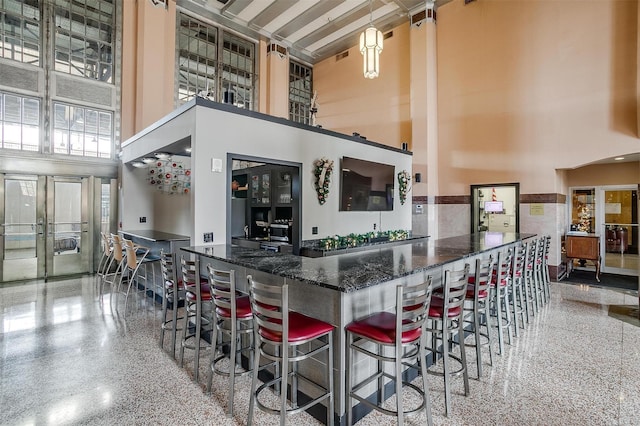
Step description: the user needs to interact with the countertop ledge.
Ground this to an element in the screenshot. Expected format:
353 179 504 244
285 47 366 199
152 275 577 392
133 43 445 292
182 232 535 293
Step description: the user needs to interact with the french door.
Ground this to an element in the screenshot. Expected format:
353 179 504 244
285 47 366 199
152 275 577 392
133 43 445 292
0 174 111 282
598 185 638 276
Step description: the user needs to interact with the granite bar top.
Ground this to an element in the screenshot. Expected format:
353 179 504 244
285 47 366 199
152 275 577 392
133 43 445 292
182 232 535 293
121 230 190 242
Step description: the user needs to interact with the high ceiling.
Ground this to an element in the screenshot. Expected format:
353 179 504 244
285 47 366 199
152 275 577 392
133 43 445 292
176 0 451 64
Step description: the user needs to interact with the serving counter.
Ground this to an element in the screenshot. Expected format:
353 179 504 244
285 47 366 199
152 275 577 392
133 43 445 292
181 232 534 424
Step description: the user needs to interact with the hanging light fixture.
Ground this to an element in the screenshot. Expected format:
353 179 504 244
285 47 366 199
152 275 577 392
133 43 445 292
359 0 383 79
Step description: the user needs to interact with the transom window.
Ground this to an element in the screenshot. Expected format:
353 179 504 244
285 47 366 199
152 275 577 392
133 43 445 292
53 102 112 158
177 13 255 109
54 0 114 83
0 0 40 66
289 60 313 125
0 91 40 151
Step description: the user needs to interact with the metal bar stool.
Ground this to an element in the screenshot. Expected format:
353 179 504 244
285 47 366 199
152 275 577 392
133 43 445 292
490 250 513 355
510 243 528 331
247 275 334 426
345 278 433 426
100 233 126 296
463 257 495 379
178 256 213 383
96 232 113 279
159 250 185 359
118 239 152 310
523 238 540 316
205 265 254 418
426 264 470 417
541 235 552 303
533 236 547 307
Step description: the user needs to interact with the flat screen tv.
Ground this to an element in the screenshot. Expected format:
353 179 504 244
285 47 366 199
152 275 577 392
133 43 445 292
484 201 503 213
340 157 395 211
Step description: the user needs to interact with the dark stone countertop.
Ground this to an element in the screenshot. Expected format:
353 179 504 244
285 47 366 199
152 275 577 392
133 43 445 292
182 232 535 293
121 230 190 242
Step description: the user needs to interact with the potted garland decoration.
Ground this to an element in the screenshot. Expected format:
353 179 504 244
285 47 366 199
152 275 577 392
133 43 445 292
313 157 334 205
398 170 411 205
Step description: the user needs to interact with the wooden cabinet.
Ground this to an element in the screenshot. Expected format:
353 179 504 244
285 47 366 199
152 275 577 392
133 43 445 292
565 234 600 282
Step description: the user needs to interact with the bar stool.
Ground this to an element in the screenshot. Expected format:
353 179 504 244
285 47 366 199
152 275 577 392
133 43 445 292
533 236 547 307
118 239 153 309
541 235 552 303
96 232 114 279
179 256 213 383
101 233 126 297
510 243 528 331
490 250 513 355
426 264 470 417
159 250 184 358
205 265 254 417
463 257 495 379
247 275 334 426
346 278 434 426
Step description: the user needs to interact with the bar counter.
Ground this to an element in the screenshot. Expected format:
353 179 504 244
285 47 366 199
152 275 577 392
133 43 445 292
181 232 535 424
182 232 534 293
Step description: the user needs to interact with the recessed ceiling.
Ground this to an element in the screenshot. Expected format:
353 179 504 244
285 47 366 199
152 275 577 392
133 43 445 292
177 0 451 64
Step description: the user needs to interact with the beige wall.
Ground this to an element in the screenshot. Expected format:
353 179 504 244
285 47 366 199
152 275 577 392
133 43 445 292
314 22 412 149
436 0 638 195
121 1 177 140
566 162 640 187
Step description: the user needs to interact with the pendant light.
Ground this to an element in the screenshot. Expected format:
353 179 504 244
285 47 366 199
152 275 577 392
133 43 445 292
359 0 383 79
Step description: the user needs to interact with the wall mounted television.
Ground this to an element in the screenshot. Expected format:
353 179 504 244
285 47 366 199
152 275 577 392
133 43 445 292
340 157 395 211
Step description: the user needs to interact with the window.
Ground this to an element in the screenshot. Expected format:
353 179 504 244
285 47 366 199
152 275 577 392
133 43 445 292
53 102 112 158
54 0 114 83
0 91 40 151
0 0 41 65
177 14 255 109
289 60 312 125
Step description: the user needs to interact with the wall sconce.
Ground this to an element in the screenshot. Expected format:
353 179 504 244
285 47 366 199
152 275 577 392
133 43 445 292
414 173 422 183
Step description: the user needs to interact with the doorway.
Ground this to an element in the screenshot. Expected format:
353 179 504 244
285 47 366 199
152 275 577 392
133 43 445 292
0 174 116 282
600 186 638 275
470 183 520 234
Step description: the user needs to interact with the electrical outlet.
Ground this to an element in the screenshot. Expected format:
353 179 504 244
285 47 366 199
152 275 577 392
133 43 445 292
373 223 377 230
139 216 146 223
312 226 318 235
203 232 214 243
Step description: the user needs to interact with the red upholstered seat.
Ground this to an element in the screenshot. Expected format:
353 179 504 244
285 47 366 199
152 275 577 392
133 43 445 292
428 296 462 318
464 284 488 300
215 295 252 319
185 282 212 301
345 312 421 344
490 278 508 287
468 276 476 284
259 311 333 343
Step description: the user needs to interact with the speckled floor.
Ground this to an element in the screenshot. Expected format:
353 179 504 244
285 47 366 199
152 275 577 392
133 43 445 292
0 275 638 425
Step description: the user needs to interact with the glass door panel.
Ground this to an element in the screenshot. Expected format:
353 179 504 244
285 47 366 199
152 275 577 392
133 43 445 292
47 177 91 277
0 175 45 281
601 188 638 275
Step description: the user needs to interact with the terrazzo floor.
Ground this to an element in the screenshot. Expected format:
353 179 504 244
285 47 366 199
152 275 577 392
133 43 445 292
0 275 638 425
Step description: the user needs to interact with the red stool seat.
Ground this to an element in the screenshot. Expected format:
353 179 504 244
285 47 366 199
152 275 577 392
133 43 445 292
259 311 334 343
464 284 488 300
186 282 212 301
428 296 462 318
346 312 421 344
215 295 253 319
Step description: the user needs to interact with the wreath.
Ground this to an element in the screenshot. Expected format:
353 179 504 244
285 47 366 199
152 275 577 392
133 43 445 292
313 157 334 205
398 170 411 205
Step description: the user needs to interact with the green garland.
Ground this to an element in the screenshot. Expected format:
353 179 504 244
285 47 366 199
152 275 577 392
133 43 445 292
320 230 410 250
398 170 411 205
313 157 334 205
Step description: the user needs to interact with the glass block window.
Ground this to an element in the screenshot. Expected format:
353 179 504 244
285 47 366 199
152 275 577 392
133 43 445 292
177 14 255 109
0 0 41 65
53 102 112 158
54 0 114 83
177 14 218 104
0 91 40 151
289 60 312 125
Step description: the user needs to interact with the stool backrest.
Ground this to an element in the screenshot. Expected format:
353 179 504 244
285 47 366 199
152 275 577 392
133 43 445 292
160 250 176 284
472 257 495 301
181 256 204 301
493 250 512 286
534 236 546 269
247 275 287 344
207 265 237 314
442 264 470 316
511 244 526 281
111 233 124 262
101 232 112 256
525 238 537 272
124 239 148 270
399 277 433 338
